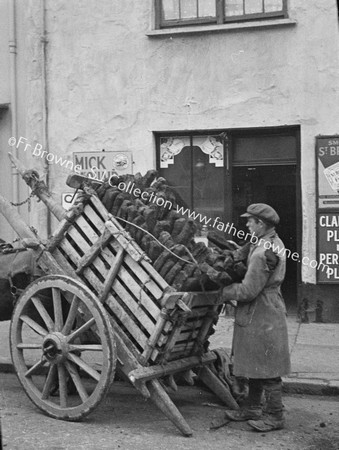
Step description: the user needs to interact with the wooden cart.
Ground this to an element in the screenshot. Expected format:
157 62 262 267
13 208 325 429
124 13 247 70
0 156 238 436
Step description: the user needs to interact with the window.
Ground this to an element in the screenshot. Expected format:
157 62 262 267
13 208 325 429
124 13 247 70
156 134 226 222
155 0 287 28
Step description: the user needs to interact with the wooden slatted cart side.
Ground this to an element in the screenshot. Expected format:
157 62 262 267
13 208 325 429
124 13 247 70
47 193 223 364
46 192 238 403
5 155 238 435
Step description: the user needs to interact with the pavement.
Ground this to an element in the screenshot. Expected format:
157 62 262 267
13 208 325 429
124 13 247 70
1 314 339 396
210 313 339 396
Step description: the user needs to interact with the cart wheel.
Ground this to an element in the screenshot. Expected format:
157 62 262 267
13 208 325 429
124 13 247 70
10 274 116 421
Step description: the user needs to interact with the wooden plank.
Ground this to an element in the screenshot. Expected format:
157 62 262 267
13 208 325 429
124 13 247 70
50 248 79 278
160 292 192 309
140 258 169 291
61 255 149 352
141 307 169 363
192 305 219 355
128 352 216 382
88 196 169 292
83 197 147 262
63 225 159 334
111 276 156 333
81 202 107 234
77 205 162 317
156 308 191 364
104 293 148 351
151 313 215 362
67 238 156 337
108 238 163 308
198 366 239 410
88 194 111 221
176 318 205 334
147 379 193 437
74 214 104 243
99 247 125 303
76 228 112 274
115 261 160 320
106 315 142 370
46 211 78 253
58 235 83 264
173 329 201 342
123 252 163 301
105 220 147 263
66 211 164 322
37 249 75 277
166 343 195 359
149 320 175 360
91 238 162 321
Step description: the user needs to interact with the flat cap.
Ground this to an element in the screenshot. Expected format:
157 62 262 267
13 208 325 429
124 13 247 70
241 203 280 226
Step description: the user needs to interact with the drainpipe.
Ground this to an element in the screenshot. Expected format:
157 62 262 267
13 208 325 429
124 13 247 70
9 0 19 207
41 0 51 236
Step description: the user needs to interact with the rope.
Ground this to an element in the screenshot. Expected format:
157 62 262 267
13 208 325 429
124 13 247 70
113 217 200 267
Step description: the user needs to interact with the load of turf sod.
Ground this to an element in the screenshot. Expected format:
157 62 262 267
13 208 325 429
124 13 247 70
91 171 249 292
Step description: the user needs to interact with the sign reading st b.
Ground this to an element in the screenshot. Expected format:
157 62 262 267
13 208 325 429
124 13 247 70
73 151 133 182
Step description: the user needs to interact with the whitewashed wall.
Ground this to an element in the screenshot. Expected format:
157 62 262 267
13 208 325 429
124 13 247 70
19 0 339 287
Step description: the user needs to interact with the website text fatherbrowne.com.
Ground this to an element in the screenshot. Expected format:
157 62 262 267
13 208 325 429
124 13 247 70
8 135 329 275
117 180 330 275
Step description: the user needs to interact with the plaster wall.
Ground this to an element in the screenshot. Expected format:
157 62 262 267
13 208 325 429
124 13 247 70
0 0 10 104
0 0 32 241
20 0 339 289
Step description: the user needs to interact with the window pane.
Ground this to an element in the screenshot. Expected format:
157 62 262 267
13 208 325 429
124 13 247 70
225 0 244 17
198 0 216 17
192 146 224 223
264 0 283 12
244 0 264 14
162 0 180 20
181 0 198 18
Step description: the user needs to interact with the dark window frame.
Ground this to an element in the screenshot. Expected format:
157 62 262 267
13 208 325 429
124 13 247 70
154 0 288 29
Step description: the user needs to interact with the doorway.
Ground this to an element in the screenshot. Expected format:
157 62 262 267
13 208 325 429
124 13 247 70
232 165 297 311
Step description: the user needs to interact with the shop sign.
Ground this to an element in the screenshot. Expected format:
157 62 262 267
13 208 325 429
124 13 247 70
73 151 132 182
317 213 339 283
316 136 339 209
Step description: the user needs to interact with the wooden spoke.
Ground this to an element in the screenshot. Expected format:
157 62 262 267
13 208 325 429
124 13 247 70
10 275 116 420
52 288 63 331
64 361 89 402
67 318 96 343
20 315 48 337
69 344 103 352
24 358 47 378
67 353 101 382
62 295 80 335
41 364 57 399
17 343 42 350
58 364 68 408
31 297 54 332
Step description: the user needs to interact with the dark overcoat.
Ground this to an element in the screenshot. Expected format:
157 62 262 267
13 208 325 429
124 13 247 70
222 230 291 379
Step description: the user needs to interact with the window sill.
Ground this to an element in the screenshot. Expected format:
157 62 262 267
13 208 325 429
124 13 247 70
146 18 297 37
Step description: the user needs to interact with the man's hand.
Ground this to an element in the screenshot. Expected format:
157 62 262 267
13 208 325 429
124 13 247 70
265 249 279 271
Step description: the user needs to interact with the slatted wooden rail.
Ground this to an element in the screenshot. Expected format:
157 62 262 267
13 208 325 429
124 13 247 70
4 155 238 436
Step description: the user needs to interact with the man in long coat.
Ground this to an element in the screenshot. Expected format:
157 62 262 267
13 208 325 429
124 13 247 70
222 203 291 432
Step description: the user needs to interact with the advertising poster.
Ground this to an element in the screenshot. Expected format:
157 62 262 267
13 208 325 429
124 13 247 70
317 212 339 283
316 136 339 209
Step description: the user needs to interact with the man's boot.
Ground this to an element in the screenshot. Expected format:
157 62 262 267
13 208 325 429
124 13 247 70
248 378 285 432
224 406 262 422
224 378 263 422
